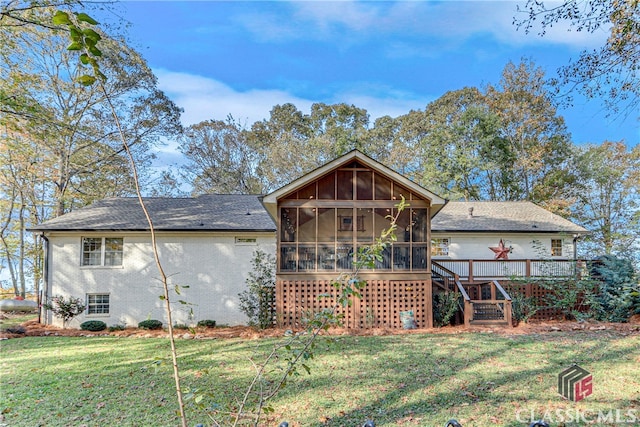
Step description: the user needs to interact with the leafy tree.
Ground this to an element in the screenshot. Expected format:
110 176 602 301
248 102 379 192
248 103 316 191
308 102 371 158
179 118 261 195
589 255 640 322
571 141 640 260
516 0 640 117
485 59 573 203
0 5 182 298
406 87 503 200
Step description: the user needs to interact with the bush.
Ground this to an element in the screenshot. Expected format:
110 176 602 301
510 291 539 324
173 323 190 330
238 250 276 329
588 255 640 322
433 291 460 327
108 324 125 332
42 295 86 328
138 319 163 330
197 319 216 328
80 320 107 331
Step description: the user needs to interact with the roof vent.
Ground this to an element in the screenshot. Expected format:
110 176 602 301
468 207 474 218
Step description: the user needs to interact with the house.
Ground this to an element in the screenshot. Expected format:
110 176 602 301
30 195 276 328
30 151 587 329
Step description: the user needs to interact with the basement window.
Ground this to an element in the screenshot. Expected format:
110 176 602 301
87 294 110 315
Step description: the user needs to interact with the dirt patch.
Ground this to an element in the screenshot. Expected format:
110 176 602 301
1 314 639 340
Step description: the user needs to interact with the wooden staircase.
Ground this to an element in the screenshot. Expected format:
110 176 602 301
432 261 513 328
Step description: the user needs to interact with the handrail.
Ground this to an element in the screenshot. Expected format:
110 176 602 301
455 280 471 301
492 280 512 301
431 261 460 281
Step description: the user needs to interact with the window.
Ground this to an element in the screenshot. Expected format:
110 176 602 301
87 294 109 315
431 238 450 256
551 239 563 256
82 237 123 266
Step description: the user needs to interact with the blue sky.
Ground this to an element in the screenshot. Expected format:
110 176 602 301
109 1 638 163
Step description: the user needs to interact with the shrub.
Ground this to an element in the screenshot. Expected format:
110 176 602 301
80 320 107 331
588 255 640 322
537 277 597 321
173 323 190 330
433 291 460 327
138 319 163 330
510 291 539 324
238 249 276 329
197 319 216 328
42 295 86 328
108 324 125 332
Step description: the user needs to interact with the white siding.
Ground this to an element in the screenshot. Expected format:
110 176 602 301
430 233 574 260
45 232 276 328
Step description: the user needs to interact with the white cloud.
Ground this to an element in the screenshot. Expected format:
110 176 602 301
234 0 606 50
155 69 434 129
155 69 313 126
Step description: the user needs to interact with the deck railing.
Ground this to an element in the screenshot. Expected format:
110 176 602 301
431 262 512 327
432 259 584 282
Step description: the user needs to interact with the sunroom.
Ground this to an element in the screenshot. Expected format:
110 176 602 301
262 150 447 329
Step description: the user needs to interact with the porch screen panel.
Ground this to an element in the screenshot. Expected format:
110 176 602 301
317 208 335 242
280 208 297 242
337 170 353 200
298 182 316 200
356 208 373 242
375 246 391 270
318 173 335 199
374 208 390 237
298 208 316 242
396 208 411 243
280 245 296 271
393 245 410 270
299 245 316 271
336 244 353 270
374 174 391 200
412 245 428 270
337 208 353 242
356 171 373 200
411 209 428 242
318 245 336 271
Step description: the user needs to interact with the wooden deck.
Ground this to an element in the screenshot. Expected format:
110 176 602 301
432 259 585 283
275 260 583 329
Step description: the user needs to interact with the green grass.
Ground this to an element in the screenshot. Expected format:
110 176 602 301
0 313 37 330
1 330 639 426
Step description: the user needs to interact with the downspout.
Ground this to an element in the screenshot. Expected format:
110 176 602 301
572 234 580 260
572 234 580 278
39 233 49 325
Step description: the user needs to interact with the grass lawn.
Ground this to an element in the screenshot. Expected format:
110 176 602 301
1 330 639 426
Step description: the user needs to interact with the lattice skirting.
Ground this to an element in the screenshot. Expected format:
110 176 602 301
276 279 433 329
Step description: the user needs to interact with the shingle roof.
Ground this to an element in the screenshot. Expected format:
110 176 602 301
31 196 586 235
431 201 588 234
29 195 276 232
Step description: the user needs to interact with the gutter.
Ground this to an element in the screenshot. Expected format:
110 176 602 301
39 233 49 325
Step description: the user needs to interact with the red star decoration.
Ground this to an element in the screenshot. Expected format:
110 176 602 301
489 239 511 260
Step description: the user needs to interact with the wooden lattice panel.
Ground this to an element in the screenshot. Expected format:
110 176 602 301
505 283 563 320
276 279 433 329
